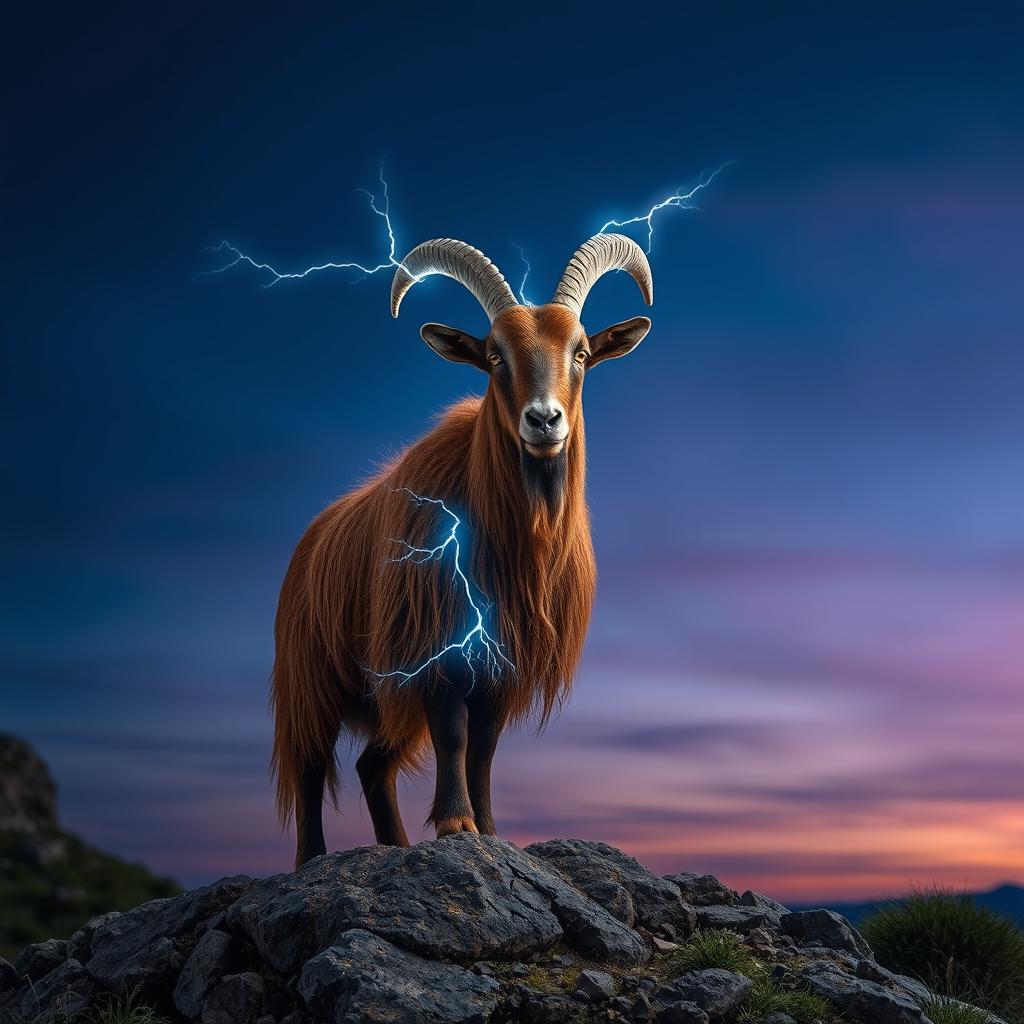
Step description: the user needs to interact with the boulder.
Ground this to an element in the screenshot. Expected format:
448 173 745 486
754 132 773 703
14 938 67 981
526 839 696 933
175 929 242 1018
87 875 254 995
655 969 753 1019
0 958 17 994
662 873 738 907
202 971 265 1024
737 890 789 926
299 928 500 1024
656 1002 710 1023
19 959 94 1017
780 909 871 957
68 911 122 963
227 834 648 972
799 963 929 1024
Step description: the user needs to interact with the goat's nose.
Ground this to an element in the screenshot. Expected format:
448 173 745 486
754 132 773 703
524 404 563 430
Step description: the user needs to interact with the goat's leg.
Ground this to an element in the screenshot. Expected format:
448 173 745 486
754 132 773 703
295 758 328 867
423 683 478 837
356 740 410 847
466 691 502 835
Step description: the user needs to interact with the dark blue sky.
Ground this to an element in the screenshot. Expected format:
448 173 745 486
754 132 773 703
4 4 1024 898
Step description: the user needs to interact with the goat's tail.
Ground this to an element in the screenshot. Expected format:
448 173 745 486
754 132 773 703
270 579 343 829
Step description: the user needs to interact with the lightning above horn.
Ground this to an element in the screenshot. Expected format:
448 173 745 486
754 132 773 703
598 161 734 253
366 489 514 690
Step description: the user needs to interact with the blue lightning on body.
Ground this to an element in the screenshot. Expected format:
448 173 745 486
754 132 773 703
203 167 402 286
367 488 514 689
599 161 734 252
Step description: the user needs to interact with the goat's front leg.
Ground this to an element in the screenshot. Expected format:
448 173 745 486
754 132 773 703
424 682 478 837
466 689 502 835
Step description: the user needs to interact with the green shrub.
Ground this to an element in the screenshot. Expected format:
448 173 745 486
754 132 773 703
738 976 834 1022
924 999 994 1024
861 887 1024 1022
656 928 762 979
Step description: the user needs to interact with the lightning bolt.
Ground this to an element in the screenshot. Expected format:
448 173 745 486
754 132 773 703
599 161 734 252
511 243 534 306
367 488 514 690
203 166 401 286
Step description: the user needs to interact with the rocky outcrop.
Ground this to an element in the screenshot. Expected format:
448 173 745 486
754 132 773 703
0 834 1005 1024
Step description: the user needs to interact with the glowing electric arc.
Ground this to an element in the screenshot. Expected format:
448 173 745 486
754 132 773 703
598 161 734 252
366 488 514 689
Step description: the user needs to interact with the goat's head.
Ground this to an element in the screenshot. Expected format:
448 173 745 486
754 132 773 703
391 234 652 508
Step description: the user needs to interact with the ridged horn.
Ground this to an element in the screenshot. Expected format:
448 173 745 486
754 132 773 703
551 233 653 317
391 238 518 321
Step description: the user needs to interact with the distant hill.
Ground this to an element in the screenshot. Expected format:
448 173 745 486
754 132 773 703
795 883 1024 929
0 734 181 959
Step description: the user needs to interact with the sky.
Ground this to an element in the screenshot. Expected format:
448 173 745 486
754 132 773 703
3 4 1023 901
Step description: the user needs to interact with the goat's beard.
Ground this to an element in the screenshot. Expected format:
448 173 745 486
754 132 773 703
520 445 567 520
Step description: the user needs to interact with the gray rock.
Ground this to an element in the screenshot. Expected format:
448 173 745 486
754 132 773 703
68 912 122 963
656 1000 709 1023
19 959 94 1017
738 891 789 925
87 875 253 995
694 904 768 933
528 839 696 933
656 969 753 1019
299 928 500 1024
760 1015 796 1024
780 909 872 957
612 991 656 1021
576 968 616 1001
662 873 738 907
743 927 775 949
652 936 679 952
175 930 241 1018
800 964 929 1024
15 938 67 982
228 834 648 973
202 971 265 1024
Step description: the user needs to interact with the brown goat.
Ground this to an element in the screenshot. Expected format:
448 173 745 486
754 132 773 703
271 233 654 866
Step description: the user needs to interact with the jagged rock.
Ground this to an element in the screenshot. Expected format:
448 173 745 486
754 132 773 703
743 927 775 950
299 928 500 1024
228 834 648 973
737 891 789 926
68 912 122 963
611 991 656 1021
693 905 768 933
780 909 871 957
760 1014 796 1024
87 875 253 994
14 938 67 981
662 873 738 908
799 963 928 1024
575 967 616 1000
652 936 679 952
202 971 265 1024
655 969 753 1019
175 929 242 1018
655 1002 709 1023
526 839 696 934
19 959 94 1016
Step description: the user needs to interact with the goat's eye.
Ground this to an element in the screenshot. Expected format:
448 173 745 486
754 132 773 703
574 350 590 366
488 353 504 367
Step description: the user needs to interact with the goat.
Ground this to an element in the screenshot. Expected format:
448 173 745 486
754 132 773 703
271 233 654 866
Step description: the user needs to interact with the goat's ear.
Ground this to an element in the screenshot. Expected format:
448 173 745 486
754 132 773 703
587 316 651 368
420 323 488 372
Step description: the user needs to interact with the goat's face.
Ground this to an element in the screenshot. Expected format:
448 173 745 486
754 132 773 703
420 304 651 460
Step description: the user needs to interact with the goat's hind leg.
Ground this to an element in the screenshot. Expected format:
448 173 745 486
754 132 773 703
295 757 328 867
356 739 411 847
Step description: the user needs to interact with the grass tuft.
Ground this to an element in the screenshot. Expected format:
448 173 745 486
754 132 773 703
655 928 762 980
738 977 834 1023
924 1000 994 1024
861 887 1024 1022
1 990 168 1024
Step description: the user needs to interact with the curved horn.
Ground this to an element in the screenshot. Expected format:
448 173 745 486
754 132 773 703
551 233 653 317
391 238 518 321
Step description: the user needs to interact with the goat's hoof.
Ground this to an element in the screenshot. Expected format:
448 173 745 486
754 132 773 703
435 816 479 838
